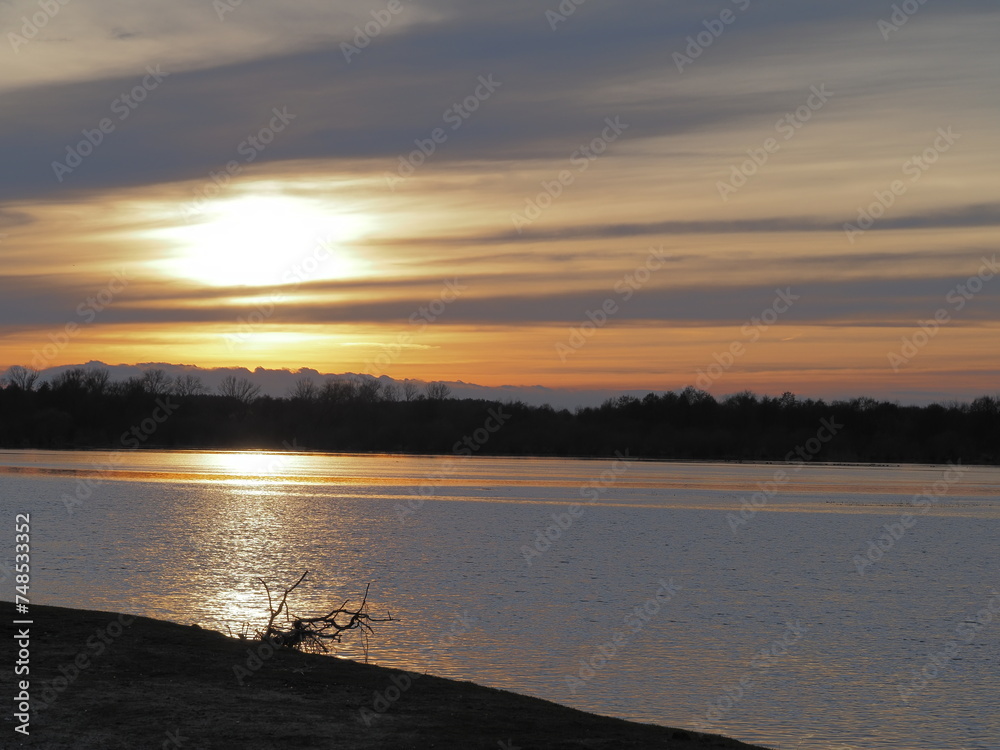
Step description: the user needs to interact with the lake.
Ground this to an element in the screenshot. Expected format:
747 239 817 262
2 449 998 749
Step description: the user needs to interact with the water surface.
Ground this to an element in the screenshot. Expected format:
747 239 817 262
2 450 997 749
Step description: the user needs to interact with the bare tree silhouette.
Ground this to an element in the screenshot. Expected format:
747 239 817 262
289 377 319 402
82 368 111 396
3 365 40 391
172 374 206 397
425 381 451 401
140 369 173 396
218 375 261 405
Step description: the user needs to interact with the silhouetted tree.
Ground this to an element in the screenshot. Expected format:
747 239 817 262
425 382 451 400
289 377 318 402
218 375 261 405
356 378 382 403
172 374 206 397
51 368 86 391
82 368 111 396
321 378 355 404
3 366 39 391
140 369 173 396
0 371 997 463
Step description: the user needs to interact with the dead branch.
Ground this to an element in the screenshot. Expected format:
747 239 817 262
254 572 394 660
260 570 308 639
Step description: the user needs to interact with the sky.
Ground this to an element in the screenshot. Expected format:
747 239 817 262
1 0 998 404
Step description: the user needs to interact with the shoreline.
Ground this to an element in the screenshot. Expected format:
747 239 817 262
5 603 770 749
0 445 990 469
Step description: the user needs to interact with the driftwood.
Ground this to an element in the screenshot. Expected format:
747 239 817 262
256 571 394 660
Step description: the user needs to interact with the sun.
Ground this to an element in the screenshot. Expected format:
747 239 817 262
152 193 369 287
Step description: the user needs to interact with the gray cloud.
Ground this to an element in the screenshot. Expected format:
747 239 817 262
2 1 994 200
371 204 1000 246
2 0 998 404
3 271 996 330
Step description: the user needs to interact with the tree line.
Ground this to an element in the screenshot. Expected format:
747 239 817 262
0 365 997 464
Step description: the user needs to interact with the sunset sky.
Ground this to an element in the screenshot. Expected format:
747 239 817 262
1 0 998 403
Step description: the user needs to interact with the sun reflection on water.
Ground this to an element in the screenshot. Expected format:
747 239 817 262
179 457 309 632
189 451 308 483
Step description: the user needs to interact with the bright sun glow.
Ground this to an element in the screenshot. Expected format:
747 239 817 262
194 451 307 485
153 193 369 287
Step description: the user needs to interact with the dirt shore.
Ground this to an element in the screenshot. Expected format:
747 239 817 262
4 603 769 749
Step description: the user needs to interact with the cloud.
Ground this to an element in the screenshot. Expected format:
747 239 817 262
2 0 998 400
3 270 997 330
3 1 995 201
373 204 1000 247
